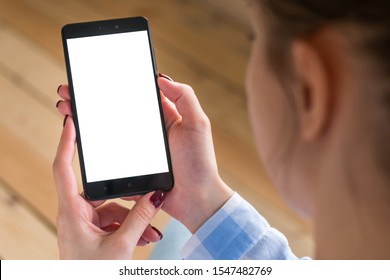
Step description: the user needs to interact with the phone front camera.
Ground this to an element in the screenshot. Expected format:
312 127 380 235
115 25 119 29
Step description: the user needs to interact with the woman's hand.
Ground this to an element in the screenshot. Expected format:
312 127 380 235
56 76 234 235
53 88 164 259
155 75 233 233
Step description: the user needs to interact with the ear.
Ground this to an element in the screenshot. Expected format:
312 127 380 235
291 40 331 141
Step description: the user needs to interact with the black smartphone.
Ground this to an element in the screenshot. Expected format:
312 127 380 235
61 17 173 200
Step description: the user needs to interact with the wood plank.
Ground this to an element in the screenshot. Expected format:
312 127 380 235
0 23 82 179
0 22 66 107
0 179 58 259
0 0 254 168
0 0 250 93
88 0 250 86
0 3 252 149
0 1 64 59
195 0 250 27
0 121 59 225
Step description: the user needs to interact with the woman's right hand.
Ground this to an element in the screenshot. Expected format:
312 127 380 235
57 75 234 234
154 75 233 233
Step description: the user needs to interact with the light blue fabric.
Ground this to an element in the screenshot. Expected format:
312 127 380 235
181 192 308 260
149 218 192 260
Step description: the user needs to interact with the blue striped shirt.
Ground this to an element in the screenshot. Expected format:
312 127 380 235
182 193 308 260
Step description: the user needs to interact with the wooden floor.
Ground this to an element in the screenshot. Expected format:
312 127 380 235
0 0 314 259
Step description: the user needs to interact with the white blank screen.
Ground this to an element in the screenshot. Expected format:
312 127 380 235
67 31 168 183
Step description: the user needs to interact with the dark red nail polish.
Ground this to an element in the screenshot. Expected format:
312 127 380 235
158 73 173 82
57 85 62 94
151 226 163 240
63 115 69 127
150 190 165 208
56 100 62 108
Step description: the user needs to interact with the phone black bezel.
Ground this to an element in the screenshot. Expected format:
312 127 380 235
61 17 173 200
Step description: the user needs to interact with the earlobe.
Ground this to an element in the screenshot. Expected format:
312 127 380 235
291 40 331 142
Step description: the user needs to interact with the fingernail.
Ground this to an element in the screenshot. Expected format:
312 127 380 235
151 226 163 240
57 85 62 94
56 100 62 108
158 73 173 82
63 115 69 127
150 190 165 208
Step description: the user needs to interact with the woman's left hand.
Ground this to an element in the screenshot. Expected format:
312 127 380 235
53 95 164 259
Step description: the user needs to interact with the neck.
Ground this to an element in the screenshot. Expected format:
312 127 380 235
314 145 390 259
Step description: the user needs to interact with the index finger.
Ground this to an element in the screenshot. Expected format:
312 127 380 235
113 191 165 246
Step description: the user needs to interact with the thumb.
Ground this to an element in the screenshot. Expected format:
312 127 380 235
158 76 208 128
114 190 166 246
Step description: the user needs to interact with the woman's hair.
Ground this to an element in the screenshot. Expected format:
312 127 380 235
257 0 390 178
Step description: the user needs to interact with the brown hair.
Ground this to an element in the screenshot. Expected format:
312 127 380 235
258 0 390 178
